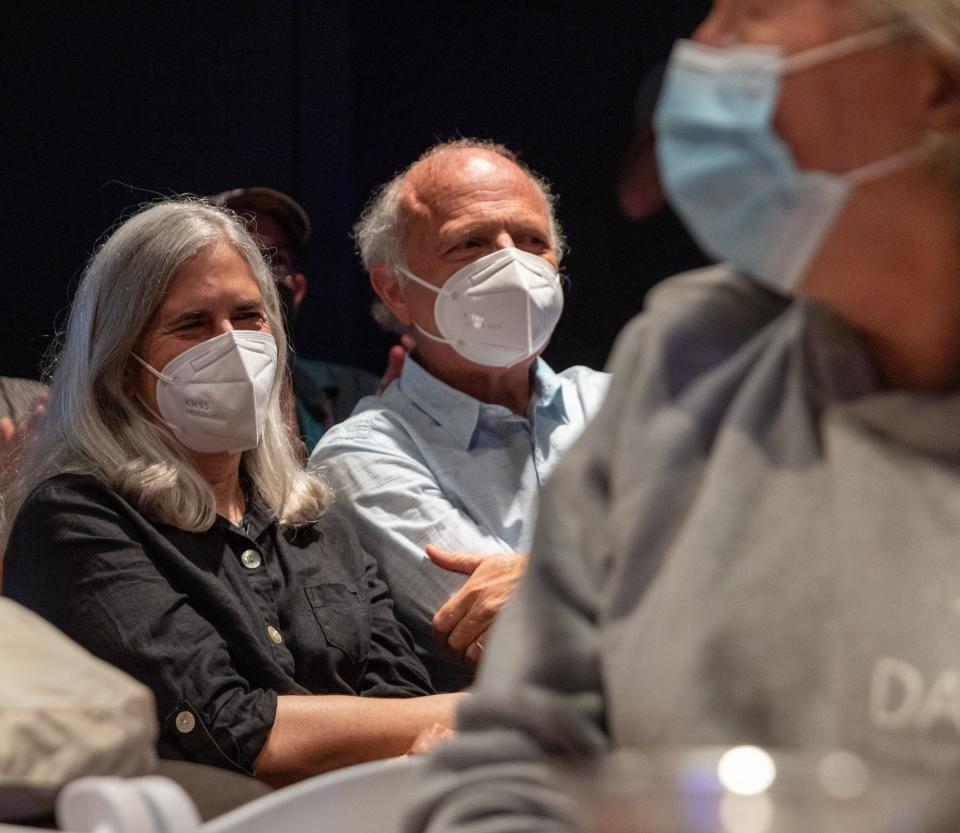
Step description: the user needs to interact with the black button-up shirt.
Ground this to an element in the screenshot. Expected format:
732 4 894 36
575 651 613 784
3 474 433 774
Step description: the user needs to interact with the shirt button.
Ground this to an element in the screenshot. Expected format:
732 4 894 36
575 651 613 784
267 625 283 645
175 711 196 734
240 549 262 569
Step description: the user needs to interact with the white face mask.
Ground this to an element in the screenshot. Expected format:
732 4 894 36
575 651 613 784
132 330 278 454
397 247 564 368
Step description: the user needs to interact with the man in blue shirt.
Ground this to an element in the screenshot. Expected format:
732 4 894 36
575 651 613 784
310 140 609 690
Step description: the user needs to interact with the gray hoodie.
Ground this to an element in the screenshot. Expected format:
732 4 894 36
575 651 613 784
406 266 960 832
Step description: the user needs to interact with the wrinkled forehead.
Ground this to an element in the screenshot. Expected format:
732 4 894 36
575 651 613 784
400 149 547 233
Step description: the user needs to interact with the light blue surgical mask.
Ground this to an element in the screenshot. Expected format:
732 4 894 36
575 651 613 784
655 23 931 294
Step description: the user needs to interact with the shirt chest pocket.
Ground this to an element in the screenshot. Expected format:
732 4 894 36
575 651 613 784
303 584 371 664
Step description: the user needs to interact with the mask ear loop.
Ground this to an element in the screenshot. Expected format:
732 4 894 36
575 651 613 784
395 266 454 297
131 352 173 384
777 21 934 187
846 139 937 186
411 324 459 346
393 266 460 346
781 21 911 74
129 353 180 434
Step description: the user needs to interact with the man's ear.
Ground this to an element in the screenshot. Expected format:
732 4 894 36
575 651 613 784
370 265 412 326
919 49 960 132
289 272 308 310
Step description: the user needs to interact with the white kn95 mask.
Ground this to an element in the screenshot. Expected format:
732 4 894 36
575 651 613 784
397 247 564 368
132 330 277 454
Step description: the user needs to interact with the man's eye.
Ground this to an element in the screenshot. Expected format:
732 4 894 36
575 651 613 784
520 235 549 250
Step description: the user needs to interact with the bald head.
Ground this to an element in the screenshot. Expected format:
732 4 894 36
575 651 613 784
398 148 552 266
402 146 544 212
354 139 565 274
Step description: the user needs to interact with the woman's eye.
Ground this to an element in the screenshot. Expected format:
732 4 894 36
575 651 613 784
235 311 267 327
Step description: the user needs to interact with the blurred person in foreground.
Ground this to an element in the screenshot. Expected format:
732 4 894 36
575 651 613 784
0 199 461 787
213 187 380 453
407 1 960 829
310 140 610 691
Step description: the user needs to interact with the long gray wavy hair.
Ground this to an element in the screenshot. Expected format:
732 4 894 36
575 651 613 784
3 198 330 539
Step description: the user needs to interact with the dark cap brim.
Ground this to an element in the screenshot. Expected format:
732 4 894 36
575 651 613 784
211 186 311 249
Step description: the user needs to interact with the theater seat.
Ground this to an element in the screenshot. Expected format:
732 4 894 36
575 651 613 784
0 756 423 833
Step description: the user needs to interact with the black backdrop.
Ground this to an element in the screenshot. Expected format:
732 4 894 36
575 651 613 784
2 1 710 381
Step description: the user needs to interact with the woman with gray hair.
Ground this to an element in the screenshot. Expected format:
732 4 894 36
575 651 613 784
406 0 960 830
0 199 460 786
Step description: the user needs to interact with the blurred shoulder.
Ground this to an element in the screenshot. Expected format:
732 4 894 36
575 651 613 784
609 265 790 367
639 264 787 334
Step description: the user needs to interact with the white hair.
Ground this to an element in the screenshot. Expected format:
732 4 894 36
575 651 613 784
861 0 960 55
354 139 568 333
3 198 330 539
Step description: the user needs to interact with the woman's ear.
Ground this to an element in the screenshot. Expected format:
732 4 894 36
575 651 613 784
370 266 413 326
121 359 137 397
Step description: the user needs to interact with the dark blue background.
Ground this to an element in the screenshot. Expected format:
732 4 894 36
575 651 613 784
2 1 709 381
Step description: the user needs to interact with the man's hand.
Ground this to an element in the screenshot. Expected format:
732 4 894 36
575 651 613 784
377 333 415 395
405 722 456 756
427 546 528 668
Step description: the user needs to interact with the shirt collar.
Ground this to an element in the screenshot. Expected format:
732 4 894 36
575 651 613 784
528 359 570 422
398 356 569 449
213 483 274 543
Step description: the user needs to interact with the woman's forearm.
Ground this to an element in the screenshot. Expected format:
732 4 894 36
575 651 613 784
252 693 464 786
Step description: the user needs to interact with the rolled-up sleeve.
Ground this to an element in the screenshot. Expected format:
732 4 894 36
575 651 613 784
312 423 510 627
3 478 277 774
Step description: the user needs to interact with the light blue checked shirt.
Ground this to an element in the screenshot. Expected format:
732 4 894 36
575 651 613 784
309 355 609 689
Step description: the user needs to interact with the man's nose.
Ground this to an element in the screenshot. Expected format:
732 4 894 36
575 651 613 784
691 2 738 47
493 232 516 250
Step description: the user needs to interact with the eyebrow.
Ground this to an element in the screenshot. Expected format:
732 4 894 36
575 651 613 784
165 310 208 328
438 219 549 248
164 299 265 328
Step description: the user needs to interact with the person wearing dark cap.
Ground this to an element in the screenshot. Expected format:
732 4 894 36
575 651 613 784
214 187 379 453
